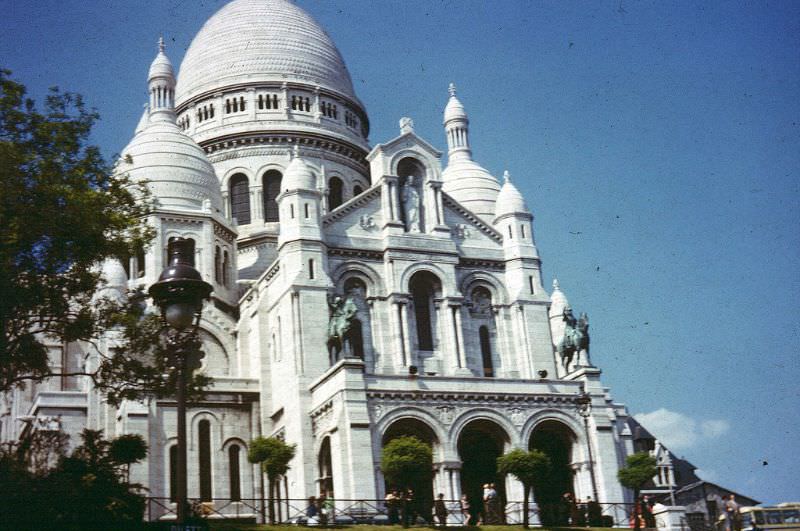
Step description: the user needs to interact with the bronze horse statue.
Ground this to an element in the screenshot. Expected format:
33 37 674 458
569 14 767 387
557 308 589 371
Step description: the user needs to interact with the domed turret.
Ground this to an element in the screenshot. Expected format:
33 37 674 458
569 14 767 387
495 170 530 221
93 258 128 304
549 279 570 347
441 84 500 223
117 40 223 213
283 146 317 192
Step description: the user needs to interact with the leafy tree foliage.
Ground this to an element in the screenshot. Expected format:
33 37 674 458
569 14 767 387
380 435 433 490
497 448 551 528
0 428 148 530
248 436 297 524
618 451 658 529
0 69 152 391
0 70 212 404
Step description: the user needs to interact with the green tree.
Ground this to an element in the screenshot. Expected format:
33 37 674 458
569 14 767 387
0 428 148 531
618 452 658 530
109 433 148 483
497 448 550 528
0 69 152 391
248 436 297 524
0 70 212 405
381 435 433 527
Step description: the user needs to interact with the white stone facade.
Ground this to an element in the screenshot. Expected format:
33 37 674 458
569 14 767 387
1 0 637 522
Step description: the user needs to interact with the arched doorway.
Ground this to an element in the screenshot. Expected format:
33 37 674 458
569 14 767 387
529 420 576 525
382 418 438 520
457 419 509 524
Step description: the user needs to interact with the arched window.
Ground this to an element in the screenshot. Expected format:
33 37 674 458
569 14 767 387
229 445 241 502
136 247 146 278
214 246 222 284
329 177 344 210
169 445 178 502
348 319 364 358
229 174 251 225
263 170 282 222
198 420 212 501
353 184 363 196
409 271 440 352
222 250 230 288
480 326 493 377
318 438 333 496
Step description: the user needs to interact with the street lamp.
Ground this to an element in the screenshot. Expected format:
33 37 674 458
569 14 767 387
577 392 599 502
149 238 212 527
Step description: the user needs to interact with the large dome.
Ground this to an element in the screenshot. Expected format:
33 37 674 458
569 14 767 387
176 0 357 105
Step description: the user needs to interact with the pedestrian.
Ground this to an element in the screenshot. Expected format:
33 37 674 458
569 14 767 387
724 495 741 531
434 493 448 526
306 496 319 525
322 491 335 526
587 495 603 527
386 489 400 524
459 494 472 525
317 493 327 526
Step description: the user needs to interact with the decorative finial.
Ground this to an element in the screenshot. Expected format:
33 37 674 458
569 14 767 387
158 36 165 53
503 170 511 183
448 83 457 97
553 278 560 290
399 117 414 134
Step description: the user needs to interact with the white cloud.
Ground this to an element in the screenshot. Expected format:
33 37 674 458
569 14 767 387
634 408 729 452
700 419 730 439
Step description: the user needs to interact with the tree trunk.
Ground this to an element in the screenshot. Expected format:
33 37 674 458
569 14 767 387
268 477 276 524
523 484 531 529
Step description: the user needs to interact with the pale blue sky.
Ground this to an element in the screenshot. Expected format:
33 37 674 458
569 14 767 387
2 0 798 504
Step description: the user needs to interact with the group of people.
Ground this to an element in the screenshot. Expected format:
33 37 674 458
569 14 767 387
722 494 742 531
304 492 335 526
384 488 419 526
629 495 657 529
555 492 605 527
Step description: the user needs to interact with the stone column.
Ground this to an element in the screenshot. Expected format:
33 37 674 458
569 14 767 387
214 92 223 125
400 301 413 368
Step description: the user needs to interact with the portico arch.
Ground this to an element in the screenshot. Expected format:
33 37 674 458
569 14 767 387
529 419 578 526
456 418 511 523
381 416 439 514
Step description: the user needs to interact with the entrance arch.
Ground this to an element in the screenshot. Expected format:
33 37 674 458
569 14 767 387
529 420 577 525
457 419 510 523
382 417 438 518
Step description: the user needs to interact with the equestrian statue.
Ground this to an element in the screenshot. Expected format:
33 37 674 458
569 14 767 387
556 307 590 372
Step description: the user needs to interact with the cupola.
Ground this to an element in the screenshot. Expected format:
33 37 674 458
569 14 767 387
441 83 500 223
494 170 531 221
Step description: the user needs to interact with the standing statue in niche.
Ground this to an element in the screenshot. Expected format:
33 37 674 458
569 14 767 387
401 175 420 232
557 307 590 371
327 294 358 364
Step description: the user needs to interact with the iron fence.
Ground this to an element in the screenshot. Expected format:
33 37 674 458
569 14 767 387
145 497 637 527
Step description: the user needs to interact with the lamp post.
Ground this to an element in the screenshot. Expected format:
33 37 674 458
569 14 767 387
577 392 599 502
149 238 212 527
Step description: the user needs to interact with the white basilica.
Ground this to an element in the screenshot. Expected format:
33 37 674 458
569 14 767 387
2 0 637 522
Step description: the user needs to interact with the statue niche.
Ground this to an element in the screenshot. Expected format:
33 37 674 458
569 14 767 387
556 307 591 372
326 278 369 365
397 157 426 233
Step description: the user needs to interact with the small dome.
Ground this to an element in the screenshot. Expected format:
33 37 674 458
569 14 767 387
443 83 467 124
442 160 500 223
176 0 357 104
148 38 174 80
118 119 222 213
549 279 569 317
282 150 316 191
494 171 530 220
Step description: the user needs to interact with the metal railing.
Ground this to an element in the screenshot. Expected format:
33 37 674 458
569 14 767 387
145 497 637 527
